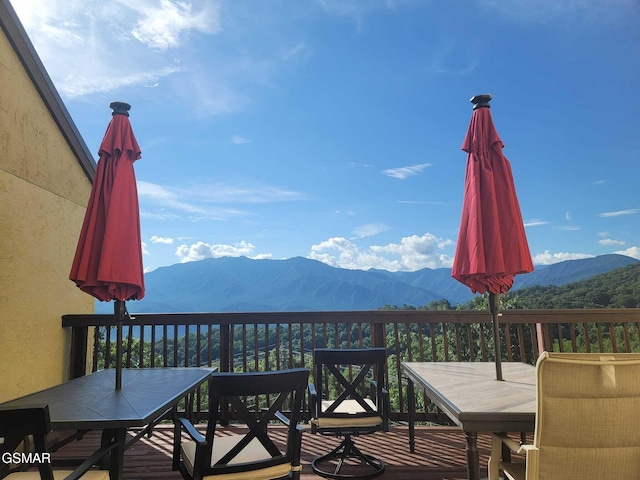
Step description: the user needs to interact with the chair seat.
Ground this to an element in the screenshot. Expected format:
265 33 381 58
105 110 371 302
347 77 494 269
315 399 383 428
181 434 293 480
5 471 109 480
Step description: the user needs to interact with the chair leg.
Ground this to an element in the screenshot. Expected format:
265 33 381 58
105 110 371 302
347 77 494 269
488 435 502 480
311 435 385 480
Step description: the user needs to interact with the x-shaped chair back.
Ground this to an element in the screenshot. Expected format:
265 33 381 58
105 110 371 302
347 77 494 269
312 348 388 432
184 368 309 479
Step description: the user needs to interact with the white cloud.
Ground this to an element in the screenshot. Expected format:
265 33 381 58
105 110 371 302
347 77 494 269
231 135 251 145
141 241 150 255
614 246 640 260
352 223 389 239
126 0 222 51
597 209 639 218
11 0 217 98
308 233 453 271
150 236 174 245
175 240 271 263
524 219 549 227
599 239 626 246
532 250 594 265
382 163 432 179
565 211 571 221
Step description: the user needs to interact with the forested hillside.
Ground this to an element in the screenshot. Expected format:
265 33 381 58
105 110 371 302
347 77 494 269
382 263 640 310
503 263 640 309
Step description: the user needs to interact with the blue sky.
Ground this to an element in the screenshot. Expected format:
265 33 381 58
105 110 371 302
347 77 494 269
12 0 640 273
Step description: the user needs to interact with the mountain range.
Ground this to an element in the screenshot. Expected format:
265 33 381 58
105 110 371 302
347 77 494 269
95 254 639 313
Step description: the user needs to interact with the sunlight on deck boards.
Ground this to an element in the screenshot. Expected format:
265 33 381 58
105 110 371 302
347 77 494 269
51 424 496 480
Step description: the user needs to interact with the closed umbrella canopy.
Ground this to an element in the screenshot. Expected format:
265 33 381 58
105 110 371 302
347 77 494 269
451 94 533 380
70 102 144 302
70 101 144 389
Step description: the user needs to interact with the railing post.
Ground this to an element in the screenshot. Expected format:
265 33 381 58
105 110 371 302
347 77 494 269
69 325 89 379
372 322 385 349
218 323 231 425
220 324 230 373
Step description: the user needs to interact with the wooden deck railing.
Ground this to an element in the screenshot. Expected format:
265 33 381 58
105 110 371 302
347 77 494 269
62 309 640 422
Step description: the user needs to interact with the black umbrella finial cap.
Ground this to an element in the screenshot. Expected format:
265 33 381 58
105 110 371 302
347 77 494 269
470 94 492 110
110 101 131 117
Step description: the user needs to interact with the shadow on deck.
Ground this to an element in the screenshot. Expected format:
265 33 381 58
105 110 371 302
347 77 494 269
53 424 495 480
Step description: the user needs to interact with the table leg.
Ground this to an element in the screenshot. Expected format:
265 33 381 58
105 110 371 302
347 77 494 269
107 428 127 480
407 378 415 453
464 431 480 480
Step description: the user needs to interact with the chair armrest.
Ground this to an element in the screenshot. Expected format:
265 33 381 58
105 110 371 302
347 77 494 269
63 438 119 480
493 433 522 454
489 434 539 480
371 381 390 431
177 417 205 444
308 383 318 415
274 410 291 426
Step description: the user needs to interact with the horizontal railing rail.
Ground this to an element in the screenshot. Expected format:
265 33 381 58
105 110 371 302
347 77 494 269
62 309 640 423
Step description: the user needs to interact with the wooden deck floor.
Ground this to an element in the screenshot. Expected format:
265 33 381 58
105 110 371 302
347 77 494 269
52 424 498 480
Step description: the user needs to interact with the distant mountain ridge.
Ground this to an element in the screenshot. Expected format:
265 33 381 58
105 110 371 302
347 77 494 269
95 254 639 313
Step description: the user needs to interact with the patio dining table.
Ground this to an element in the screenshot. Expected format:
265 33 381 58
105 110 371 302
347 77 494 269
402 361 536 480
0 367 213 480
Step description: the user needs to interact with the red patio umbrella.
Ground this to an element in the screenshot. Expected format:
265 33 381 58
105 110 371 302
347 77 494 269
451 94 533 380
70 101 144 389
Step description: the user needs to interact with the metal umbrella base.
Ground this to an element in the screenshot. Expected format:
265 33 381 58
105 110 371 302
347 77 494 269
311 434 385 480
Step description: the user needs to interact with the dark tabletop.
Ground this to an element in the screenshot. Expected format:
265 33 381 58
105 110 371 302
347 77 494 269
0 368 213 430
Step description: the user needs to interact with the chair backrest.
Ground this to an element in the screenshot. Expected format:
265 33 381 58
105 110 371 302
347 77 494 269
200 368 309 477
312 348 388 431
534 352 640 479
0 405 54 480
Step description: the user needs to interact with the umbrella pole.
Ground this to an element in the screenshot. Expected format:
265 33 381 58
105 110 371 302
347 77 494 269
489 293 503 381
114 300 125 389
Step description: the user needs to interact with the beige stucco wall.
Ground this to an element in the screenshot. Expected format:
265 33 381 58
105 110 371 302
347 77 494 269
0 27 94 402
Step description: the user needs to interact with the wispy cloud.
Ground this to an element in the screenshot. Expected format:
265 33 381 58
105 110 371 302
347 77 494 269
282 41 312 61
599 238 626 246
352 223 389 239
524 219 549 227
126 0 222 51
382 163 432 179
231 135 252 145
398 200 448 205
12 0 220 99
532 250 594 265
137 180 306 220
480 0 638 25
557 226 581 231
597 209 639 218
431 41 479 75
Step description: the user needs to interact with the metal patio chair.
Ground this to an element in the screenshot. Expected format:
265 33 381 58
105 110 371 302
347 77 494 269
308 348 389 480
173 368 309 480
